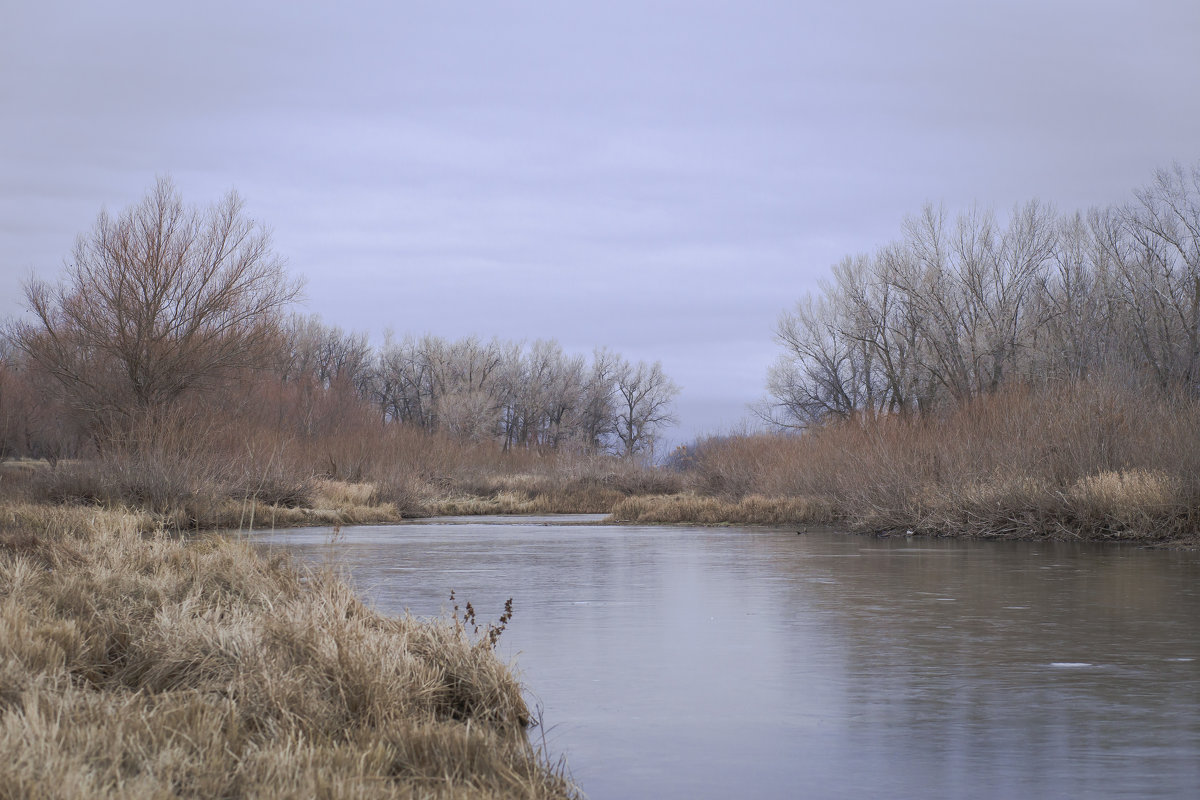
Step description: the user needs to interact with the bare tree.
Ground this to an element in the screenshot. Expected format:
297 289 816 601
10 177 301 442
766 293 861 426
762 160 1200 430
1113 162 1200 388
578 347 619 451
1036 211 1106 381
613 358 679 458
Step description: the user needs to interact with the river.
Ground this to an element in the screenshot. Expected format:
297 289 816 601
252 517 1200 799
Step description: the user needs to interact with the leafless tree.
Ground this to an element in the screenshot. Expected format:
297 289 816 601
614 358 679 458
763 160 1200 430
1034 211 1107 381
280 314 372 392
10 177 301 442
578 347 619 451
1111 163 1200 388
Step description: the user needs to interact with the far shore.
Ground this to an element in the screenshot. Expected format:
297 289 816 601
6 458 1192 548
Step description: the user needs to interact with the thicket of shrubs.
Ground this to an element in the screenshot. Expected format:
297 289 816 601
0 389 679 529
648 377 1199 542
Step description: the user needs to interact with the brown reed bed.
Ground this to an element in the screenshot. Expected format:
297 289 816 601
674 379 1200 544
0 503 579 799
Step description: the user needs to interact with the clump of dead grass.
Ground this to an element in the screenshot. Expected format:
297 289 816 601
312 478 378 508
428 486 626 517
609 493 834 526
1063 469 1187 538
0 506 578 799
426 462 680 517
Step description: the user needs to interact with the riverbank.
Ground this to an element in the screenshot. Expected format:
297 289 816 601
0 503 579 799
657 381 1200 546
606 490 1199 547
0 457 673 530
5 395 1197 549
433 483 1198 547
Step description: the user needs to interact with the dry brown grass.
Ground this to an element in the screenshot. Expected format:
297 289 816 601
429 491 610 517
427 483 624 517
424 460 681 517
609 493 834 526
0 505 579 799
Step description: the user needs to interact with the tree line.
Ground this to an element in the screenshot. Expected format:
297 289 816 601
276 318 678 457
763 162 1200 427
1 178 679 461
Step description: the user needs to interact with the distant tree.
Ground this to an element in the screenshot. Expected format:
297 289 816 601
280 314 372 392
613 358 679 458
10 177 301 443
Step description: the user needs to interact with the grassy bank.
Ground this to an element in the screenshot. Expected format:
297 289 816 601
6 377 1197 548
0 504 578 799
0 450 676 532
671 380 1200 545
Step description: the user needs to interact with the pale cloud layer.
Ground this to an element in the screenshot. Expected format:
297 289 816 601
4 0 1199 442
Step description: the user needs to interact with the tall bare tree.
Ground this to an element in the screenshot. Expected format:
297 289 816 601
11 177 301 442
614 358 679 458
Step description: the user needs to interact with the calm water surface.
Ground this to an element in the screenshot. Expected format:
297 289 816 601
252 519 1200 799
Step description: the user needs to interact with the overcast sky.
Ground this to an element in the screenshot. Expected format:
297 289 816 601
3 0 1199 444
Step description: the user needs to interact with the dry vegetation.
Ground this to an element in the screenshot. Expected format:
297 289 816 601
0 177 681 533
611 493 834 527
0 426 679 534
6 168 1198 545
668 378 1200 543
0 504 578 799
3 375 1195 545
637 162 1200 543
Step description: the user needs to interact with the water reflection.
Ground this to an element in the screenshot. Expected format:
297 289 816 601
253 522 1200 800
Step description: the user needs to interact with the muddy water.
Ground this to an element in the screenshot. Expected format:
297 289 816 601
252 519 1200 800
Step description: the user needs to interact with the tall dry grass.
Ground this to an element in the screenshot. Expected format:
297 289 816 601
0 505 578 799
610 493 834 526
678 379 1200 542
